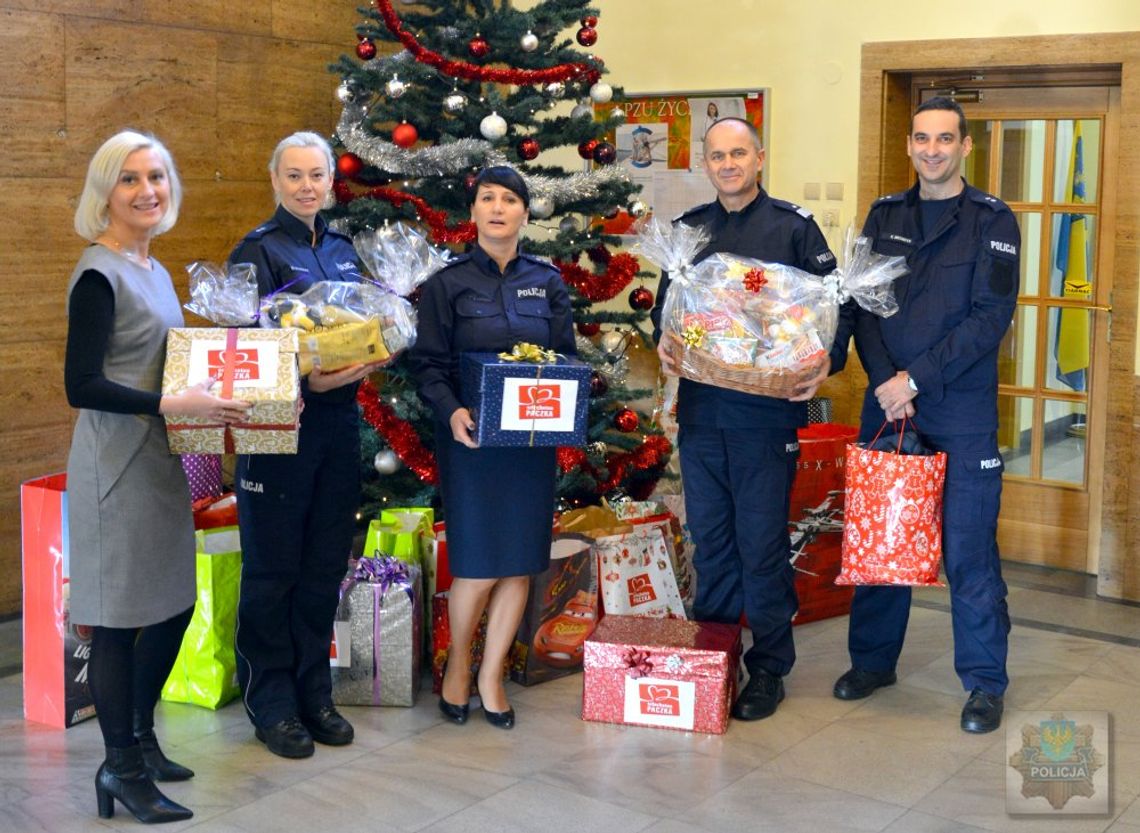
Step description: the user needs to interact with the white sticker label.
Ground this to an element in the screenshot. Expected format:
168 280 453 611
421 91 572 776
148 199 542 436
622 675 696 730
329 621 351 667
499 377 579 433
188 338 279 389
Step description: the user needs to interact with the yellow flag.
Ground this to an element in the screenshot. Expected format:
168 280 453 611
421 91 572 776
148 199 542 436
1055 122 1090 380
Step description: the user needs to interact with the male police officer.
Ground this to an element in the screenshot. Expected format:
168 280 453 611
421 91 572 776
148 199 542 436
834 97 1018 733
651 117 851 720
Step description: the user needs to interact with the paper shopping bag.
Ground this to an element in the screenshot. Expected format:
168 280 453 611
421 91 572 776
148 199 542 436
596 525 686 618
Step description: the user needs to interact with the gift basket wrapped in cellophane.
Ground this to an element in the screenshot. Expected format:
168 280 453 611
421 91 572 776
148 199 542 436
258 223 450 375
636 218 906 398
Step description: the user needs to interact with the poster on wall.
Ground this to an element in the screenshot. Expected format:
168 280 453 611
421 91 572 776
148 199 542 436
595 90 769 234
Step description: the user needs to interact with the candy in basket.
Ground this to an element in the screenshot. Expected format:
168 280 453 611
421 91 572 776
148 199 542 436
259 223 449 375
636 218 906 398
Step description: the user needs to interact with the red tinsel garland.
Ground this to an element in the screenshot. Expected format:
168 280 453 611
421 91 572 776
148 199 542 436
358 378 439 485
556 252 640 302
336 181 478 245
375 0 601 87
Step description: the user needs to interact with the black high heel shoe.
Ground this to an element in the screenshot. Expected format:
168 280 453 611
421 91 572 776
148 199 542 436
95 745 193 823
134 710 194 782
438 696 470 725
476 685 515 730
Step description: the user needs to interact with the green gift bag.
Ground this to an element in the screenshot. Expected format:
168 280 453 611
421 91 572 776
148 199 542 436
161 526 242 709
362 508 433 567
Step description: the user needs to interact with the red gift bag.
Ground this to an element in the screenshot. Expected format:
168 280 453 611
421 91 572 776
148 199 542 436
790 423 859 623
837 427 948 587
21 474 97 728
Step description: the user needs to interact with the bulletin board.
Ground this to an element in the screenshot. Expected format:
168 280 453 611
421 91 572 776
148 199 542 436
594 89 769 234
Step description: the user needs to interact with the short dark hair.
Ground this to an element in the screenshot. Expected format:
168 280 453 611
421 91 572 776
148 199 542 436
703 116 763 152
913 96 969 139
466 165 530 209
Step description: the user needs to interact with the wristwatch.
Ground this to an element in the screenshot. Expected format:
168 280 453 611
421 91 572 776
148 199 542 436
906 373 918 393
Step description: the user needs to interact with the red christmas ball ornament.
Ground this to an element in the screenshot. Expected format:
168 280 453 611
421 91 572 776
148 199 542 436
468 35 490 59
332 179 352 203
580 15 599 27
464 171 479 191
355 38 377 60
589 371 609 397
517 137 540 161
576 26 598 47
614 407 639 433
392 122 419 149
576 320 601 337
592 141 617 165
577 138 599 160
336 152 364 178
628 286 654 310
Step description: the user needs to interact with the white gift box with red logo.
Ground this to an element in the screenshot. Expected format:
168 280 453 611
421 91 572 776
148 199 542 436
582 615 740 734
163 328 300 454
459 352 590 447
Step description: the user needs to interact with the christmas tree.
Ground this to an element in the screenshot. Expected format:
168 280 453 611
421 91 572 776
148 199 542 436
327 0 672 518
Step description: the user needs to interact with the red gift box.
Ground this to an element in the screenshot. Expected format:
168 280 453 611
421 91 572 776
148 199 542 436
582 615 740 734
21 474 97 728
790 423 858 624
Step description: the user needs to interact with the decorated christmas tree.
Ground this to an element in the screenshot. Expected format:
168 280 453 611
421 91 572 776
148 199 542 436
327 0 672 519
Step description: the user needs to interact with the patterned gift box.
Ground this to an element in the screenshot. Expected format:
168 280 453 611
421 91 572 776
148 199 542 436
163 327 299 454
330 556 422 707
459 352 590 447
582 615 740 734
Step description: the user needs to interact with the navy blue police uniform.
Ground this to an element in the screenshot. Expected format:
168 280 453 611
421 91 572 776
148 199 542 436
230 204 367 730
850 180 1019 696
409 245 576 578
650 189 850 680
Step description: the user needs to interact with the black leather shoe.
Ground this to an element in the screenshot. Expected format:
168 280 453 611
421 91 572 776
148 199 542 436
961 687 1003 734
439 696 470 725
95 744 193 823
302 705 354 746
133 725 195 782
255 716 315 758
833 668 897 701
731 668 785 721
483 706 515 730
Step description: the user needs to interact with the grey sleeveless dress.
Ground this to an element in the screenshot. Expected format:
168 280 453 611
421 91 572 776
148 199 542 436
65 245 196 628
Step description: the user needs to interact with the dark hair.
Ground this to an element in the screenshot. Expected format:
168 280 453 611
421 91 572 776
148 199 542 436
702 116 762 152
913 96 969 139
466 166 530 209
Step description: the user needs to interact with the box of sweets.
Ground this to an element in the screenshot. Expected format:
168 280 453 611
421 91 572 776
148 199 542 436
459 350 590 448
582 615 740 734
163 327 299 454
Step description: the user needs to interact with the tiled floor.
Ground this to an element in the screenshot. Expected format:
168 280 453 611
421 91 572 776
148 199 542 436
2 562 1138 832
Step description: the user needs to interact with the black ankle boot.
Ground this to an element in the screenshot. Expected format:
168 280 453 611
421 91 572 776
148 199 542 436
134 712 194 782
95 744 193 823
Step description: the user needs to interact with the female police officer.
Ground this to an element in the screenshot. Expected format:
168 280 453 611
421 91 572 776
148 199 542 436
410 166 575 729
230 132 388 758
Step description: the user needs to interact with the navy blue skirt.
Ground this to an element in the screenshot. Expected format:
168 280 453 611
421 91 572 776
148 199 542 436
435 422 556 578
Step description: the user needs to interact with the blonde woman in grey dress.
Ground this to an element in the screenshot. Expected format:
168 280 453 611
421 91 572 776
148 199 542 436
65 131 250 824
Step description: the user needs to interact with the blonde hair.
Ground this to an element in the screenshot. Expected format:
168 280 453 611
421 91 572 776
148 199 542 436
73 131 182 241
269 131 336 207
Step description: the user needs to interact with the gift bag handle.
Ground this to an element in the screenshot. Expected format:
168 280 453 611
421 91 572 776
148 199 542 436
869 415 913 455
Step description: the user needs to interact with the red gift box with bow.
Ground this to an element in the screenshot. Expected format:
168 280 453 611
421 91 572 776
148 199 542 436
582 615 740 734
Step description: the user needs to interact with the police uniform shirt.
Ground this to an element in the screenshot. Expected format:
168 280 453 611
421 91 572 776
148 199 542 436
410 245 576 424
855 181 1020 435
229 204 366 405
649 188 843 430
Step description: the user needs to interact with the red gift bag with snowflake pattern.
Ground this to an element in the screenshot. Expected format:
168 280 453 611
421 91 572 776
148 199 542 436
836 435 947 587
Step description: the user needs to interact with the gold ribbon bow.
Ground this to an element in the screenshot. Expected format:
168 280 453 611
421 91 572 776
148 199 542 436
680 323 707 349
498 342 557 363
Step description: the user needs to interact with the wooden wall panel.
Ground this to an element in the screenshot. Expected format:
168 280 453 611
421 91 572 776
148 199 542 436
0 0 363 616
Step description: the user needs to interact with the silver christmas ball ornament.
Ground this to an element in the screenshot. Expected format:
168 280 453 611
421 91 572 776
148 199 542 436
558 215 579 234
610 107 627 121
479 112 508 141
336 81 358 104
520 30 539 52
600 329 630 358
385 75 407 99
529 195 555 219
373 449 401 474
544 81 565 98
443 91 468 115
629 200 649 218
589 82 613 104
571 100 593 120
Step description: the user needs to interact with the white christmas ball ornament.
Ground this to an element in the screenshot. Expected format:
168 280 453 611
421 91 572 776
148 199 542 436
530 195 555 219
373 449 401 474
480 112 508 141
600 329 629 358
589 82 613 104
520 30 539 52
